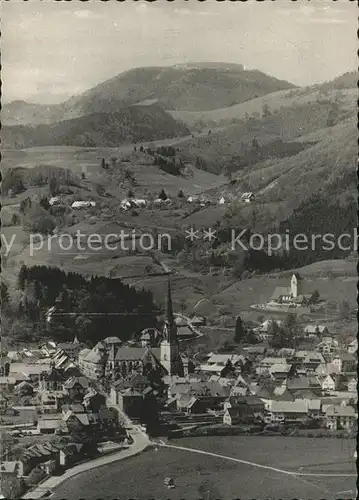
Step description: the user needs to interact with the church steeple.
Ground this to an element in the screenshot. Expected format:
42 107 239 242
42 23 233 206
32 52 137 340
160 279 183 377
164 279 177 343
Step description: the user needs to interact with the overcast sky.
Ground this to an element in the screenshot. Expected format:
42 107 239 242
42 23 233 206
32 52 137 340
2 0 357 104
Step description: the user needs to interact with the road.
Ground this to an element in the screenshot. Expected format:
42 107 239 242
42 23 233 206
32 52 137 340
23 410 151 499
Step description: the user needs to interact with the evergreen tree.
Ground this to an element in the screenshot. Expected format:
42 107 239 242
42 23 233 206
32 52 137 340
178 189 184 198
158 189 167 201
234 315 245 343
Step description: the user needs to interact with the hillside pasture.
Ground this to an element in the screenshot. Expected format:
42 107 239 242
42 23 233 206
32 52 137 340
52 436 356 500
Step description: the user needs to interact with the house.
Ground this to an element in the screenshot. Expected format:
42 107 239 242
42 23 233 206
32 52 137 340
78 345 106 380
187 395 226 414
223 404 254 425
49 196 61 206
347 377 357 393
266 400 309 423
241 192 255 203
59 443 84 468
190 316 205 326
269 363 292 382
302 352 326 373
286 376 321 396
325 405 357 431
0 376 17 391
71 201 96 209
37 417 63 435
218 196 226 205
63 410 98 431
63 376 89 402
56 342 82 359
39 365 65 392
224 395 264 417
83 390 106 413
256 357 287 376
110 387 144 418
316 337 339 354
0 460 27 477
330 353 356 373
304 324 329 336
132 198 147 208
316 374 336 392
9 362 51 383
347 338 357 354
40 390 66 414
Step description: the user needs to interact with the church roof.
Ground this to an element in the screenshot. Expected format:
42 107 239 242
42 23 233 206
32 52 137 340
114 347 160 361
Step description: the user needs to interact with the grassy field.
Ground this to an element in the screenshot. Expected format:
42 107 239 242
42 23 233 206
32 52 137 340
52 436 356 500
170 88 356 127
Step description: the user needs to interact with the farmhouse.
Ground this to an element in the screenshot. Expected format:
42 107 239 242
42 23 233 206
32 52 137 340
71 201 96 209
241 192 255 203
325 404 357 431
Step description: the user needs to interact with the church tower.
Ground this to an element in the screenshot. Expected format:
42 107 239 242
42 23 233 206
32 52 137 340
160 280 183 377
291 273 300 298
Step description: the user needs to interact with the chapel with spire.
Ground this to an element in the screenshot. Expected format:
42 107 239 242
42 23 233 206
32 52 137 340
160 279 184 377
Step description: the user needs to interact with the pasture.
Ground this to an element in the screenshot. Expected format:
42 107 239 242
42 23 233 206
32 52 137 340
52 436 356 500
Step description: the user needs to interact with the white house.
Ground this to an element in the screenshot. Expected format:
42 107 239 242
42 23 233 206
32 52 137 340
71 201 96 209
304 324 329 336
347 338 358 354
132 198 147 208
219 196 226 205
49 196 61 206
256 357 287 376
241 192 255 203
325 405 357 431
347 377 357 393
316 374 336 392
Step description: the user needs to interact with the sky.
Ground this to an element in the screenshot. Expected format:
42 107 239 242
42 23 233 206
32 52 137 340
1 0 357 104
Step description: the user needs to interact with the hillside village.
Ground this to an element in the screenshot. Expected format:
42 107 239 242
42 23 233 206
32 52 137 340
0 274 357 497
1 55 357 499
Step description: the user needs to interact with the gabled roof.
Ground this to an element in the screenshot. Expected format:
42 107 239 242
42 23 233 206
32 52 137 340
114 347 160 361
270 400 308 414
63 376 89 389
325 405 356 417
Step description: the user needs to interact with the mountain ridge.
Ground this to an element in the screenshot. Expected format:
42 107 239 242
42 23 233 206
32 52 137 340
2 63 295 126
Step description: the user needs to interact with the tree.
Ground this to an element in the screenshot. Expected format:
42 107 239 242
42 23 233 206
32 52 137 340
2 170 25 196
1 281 11 312
101 158 106 169
310 289 320 305
18 265 28 290
49 176 59 196
158 188 167 201
23 207 56 235
127 189 134 198
251 138 260 151
11 213 20 225
39 197 50 211
339 300 350 319
224 165 232 182
234 315 245 343
262 103 271 117
111 157 117 168
178 189 184 198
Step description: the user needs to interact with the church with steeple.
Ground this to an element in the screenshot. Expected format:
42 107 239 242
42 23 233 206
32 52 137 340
160 280 184 378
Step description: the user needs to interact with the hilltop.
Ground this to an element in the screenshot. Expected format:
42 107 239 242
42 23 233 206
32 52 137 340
2 104 189 148
2 63 295 126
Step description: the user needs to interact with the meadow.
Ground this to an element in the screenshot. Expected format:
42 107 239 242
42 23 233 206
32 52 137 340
52 436 356 500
